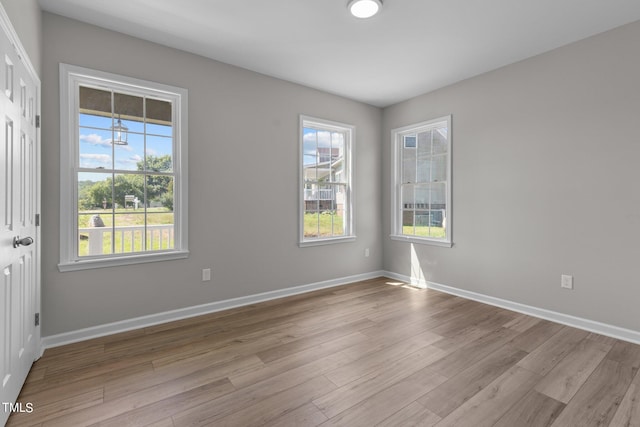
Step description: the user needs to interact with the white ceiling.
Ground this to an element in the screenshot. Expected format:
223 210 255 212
38 0 640 107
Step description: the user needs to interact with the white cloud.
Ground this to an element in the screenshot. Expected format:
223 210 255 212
115 154 144 168
303 130 342 148
80 153 110 162
79 153 111 168
80 133 111 147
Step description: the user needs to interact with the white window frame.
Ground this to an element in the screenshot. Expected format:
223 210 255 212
58 63 189 271
391 115 452 247
299 115 355 247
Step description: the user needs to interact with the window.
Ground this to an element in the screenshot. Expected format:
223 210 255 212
300 116 355 246
58 64 188 271
391 116 452 247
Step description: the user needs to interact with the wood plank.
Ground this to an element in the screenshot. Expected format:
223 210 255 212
550 358 635 427
503 313 542 332
325 330 442 387
96 379 236 427
435 365 542 427
609 368 640 427
41 369 235 426
509 319 564 353
516 326 588 375
177 376 336 427
534 338 611 403
313 346 446 419
376 401 440 427
228 332 368 389
261 403 327 427
420 344 527 417
105 355 261 401
493 390 565 427
7 389 103 426
424 327 518 378
320 366 447 427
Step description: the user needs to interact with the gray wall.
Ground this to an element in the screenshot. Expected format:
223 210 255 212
383 21 640 332
41 13 382 336
0 0 41 75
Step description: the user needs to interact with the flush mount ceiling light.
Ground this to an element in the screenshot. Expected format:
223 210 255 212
348 0 382 19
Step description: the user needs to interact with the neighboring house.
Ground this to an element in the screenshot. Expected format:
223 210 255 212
303 147 345 215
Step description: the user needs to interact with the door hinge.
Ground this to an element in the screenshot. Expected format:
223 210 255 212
35 313 40 326
35 213 40 226
35 115 40 128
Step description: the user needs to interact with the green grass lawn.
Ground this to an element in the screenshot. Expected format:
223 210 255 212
304 212 344 238
78 207 174 256
402 225 446 239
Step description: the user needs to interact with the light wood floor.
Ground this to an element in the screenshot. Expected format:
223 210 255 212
7 277 640 426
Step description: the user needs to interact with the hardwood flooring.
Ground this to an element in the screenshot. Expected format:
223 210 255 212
7 277 640 426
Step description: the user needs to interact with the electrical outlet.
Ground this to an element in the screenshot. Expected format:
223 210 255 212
365 248 370 257
561 274 573 290
202 268 211 282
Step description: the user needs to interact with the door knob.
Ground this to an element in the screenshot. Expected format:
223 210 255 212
13 236 34 248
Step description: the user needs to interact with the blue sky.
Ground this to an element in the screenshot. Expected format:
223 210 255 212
302 128 344 166
78 113 173 178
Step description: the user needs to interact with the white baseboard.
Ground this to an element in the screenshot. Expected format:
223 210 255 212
42 269 640 351
383 271 640 345
41 271 385 350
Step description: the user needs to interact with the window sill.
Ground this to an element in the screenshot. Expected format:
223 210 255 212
58 250 190 272
299 236 356 248
390 234 452 248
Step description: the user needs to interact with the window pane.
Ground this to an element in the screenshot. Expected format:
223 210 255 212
78 172 112 210
112 173 144 210
78 212 113 257
431 154 447 182
415 185 429 210
147 175 173 210
402 210 415 235
114 212 144 253
416 157 431 183
79 86 111 115
79 127 112 169
430 182 446 211
79 113 111 129
402 147 416 183
417 131 431 154
146 136 173 172
404 135 416 148
147 212 175 251
113 132 144 171
416 130 431 183
401 184 414 210
331 132 345 182
146 98 172 137
432 127 448 154
414 211 431 236
333 184 347 236
114 92 144 133
304 199 320 238
303 128 317 182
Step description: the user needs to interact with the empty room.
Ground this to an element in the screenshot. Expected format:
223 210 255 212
1 0 640 425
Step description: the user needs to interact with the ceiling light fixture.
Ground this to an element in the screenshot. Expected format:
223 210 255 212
348 0 382 19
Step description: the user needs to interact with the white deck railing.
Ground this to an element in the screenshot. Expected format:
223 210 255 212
304 188 334 201
80 224 174 255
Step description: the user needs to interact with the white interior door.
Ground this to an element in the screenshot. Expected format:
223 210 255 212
0 11 39 425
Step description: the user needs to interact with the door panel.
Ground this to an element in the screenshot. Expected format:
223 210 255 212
0 13 39 425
